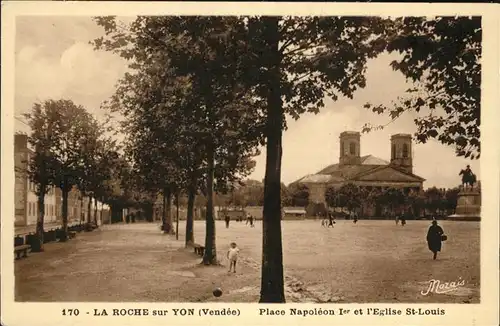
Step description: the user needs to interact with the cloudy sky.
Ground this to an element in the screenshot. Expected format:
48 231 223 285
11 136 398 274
14 16 480 189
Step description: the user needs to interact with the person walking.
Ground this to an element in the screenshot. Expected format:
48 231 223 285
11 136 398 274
225 214 230 228
328 212 335 228
426 220 445 260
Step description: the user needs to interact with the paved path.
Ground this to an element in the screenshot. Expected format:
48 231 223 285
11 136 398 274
15 220 480 303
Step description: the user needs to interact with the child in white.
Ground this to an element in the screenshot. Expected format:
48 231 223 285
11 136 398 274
227 242 240 273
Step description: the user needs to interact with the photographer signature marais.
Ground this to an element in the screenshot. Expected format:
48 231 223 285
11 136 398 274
421 277 466 296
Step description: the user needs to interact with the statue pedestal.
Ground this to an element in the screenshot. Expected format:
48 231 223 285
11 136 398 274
448 187 481 221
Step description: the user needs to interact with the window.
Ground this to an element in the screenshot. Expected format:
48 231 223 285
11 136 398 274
341 142 344 156
402 143 409 158
349 142 356 155
28 202 32 216
392 144 396 159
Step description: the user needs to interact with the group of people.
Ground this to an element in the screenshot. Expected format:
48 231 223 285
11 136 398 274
224 218 446 275
322 210 358 227
224 213 255 228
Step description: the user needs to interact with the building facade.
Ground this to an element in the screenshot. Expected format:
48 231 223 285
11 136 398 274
14 134 109 227
294 131 425 216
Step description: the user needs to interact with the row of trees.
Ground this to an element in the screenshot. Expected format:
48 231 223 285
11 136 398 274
215 180 309 208
217 180 460 218
90 16 480 302
22 100 125 251
325 184 461 217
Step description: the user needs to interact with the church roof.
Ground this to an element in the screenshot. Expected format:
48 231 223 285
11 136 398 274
293 155 424 185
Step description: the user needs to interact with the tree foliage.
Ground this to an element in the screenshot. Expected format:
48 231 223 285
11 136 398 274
363 16 481 159
288 184 310 207
91 15 470 303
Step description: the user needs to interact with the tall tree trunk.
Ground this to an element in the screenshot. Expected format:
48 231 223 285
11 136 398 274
176 192 180 240
185 181 196 247
80 195 84 223
202 144 217 265
162 188 174 234
87 196 92 224
60 176 70 242
93 197 98 224
260 16 285 303
33 184 46 252
100 199 104 224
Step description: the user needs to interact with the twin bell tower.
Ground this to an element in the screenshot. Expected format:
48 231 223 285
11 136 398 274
338 131 413 174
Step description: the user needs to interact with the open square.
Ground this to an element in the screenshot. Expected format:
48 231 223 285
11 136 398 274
15 220 480 303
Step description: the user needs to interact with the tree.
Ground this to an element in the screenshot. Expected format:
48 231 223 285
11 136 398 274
51 100 101 241
325 186 337 209
93 16 261 264
363 17 481 159
378 187 406 217
24 99 97 242
406 189 426 218
288 184 310 207
242 179 265 206
22 102 62 251
94 15 392 302
444 187 460 215
424 187 444 216
333 183 363 214
242 16 391 302
280 183 292 207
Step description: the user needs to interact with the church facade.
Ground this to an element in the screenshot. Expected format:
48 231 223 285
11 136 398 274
293 131 425 216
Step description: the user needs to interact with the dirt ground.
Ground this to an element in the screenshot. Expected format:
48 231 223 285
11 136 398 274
14 220 480 303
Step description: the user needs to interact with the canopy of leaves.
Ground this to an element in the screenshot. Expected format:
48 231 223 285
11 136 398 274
287 184 310 207
363 16 481 159
93 16 262 197
24 100 102 192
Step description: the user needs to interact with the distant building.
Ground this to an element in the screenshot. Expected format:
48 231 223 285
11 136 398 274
292 131 425 217
282 207 307 219
14 134 108 227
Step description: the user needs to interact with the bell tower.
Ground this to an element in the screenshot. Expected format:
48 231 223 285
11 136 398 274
339 131 361 165
390 134 413 174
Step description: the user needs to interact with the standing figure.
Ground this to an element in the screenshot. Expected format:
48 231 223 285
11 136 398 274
352 211 358 224
400 213 406 226
395 215 399 225
227 242 240 273
224 214 230 228
328 212 335 228
249 214 255 227
426 220 445 260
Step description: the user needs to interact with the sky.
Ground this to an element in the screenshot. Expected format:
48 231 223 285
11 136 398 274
14 16 481 189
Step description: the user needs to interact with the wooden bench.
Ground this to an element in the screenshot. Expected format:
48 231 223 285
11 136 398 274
193 243 205 256
14 244 31 259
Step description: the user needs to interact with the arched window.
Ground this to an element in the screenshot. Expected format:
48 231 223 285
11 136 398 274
349 142 356 155
402 143 409 158
392 144 396 159
341 142 344 156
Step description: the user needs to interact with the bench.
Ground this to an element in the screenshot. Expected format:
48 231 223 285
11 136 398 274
84 222 98 232
14 244 31 259
193 243 205 256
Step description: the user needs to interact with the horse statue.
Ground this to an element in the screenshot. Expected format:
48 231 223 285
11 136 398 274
459 166 477 190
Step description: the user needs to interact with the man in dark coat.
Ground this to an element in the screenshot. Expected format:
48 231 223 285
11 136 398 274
426 220 445 260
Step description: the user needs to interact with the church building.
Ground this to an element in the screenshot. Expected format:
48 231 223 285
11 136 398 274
293 131 425 216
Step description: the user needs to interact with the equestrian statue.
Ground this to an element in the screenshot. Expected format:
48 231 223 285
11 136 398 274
459 165 477 190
